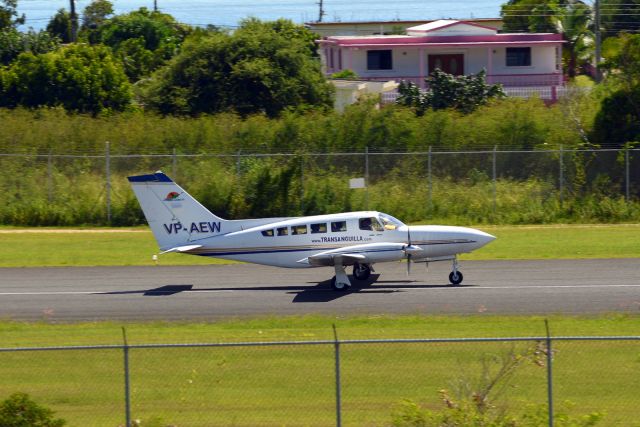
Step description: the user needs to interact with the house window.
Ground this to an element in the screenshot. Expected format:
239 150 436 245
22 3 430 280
367 50 392 70
506 47 531 67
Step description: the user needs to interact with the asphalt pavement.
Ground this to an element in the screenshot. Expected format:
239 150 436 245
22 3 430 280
0 259 639 321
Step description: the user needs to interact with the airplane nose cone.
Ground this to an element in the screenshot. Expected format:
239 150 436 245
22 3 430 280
474 230 496 247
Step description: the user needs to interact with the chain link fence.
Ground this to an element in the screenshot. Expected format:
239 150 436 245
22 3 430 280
1 334 639 426
0 146 638 225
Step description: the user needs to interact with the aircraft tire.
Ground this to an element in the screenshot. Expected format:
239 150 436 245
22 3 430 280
331 276 350 291
353 263 371 281
449 271 463 286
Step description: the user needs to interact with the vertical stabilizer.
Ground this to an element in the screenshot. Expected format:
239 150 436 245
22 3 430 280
128 172 227 250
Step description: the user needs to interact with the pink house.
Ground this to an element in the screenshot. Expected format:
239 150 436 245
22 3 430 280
318 20 565 100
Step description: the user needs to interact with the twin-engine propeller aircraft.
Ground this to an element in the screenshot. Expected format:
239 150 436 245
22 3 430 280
128 172 495 291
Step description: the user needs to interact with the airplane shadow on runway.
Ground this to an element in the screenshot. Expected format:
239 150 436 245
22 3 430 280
97 276 468 303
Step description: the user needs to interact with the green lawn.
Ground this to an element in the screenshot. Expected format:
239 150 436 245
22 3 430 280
0 223 638 267
0 315 639 426
0 225 638 425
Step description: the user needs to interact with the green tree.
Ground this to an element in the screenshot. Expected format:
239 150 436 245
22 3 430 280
142 19 333 117
555 1 593 78
397 69 504 115
95 7 190 81
82 0 113 30
600 0 640 38
0 28 59 65
592 34 640 147
81 0 114 43
0 0 24 30
0 393 65 427
0 44 131 114
501 0 562 33
46 8 72 43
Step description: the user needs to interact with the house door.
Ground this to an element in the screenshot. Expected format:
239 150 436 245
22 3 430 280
428 54 464 75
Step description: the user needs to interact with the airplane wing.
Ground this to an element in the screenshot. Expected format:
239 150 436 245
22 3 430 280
297 242 409 267
301 252 368 267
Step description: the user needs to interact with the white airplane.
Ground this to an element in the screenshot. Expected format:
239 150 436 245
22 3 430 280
128 172 496 291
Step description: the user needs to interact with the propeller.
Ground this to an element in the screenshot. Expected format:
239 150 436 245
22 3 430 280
402 226 422 276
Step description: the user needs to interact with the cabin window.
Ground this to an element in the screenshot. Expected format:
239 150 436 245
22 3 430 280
506 47 531 67
331 221 347 232
367 50 392 70
291 225 308 235
261 229 274 237
379 213 404 230
277 227 288 236
310 223 327 234
359 217 384 231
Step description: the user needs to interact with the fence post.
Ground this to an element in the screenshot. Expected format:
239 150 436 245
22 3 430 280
333 324 342 427
492 145 497 213
428 146 432 210
545 319 554 427
106 141 111 224
625 148 630 202
47 151 53 203
122 327 131 427
172 147 177 179
558 145 564 205
365 146 369 211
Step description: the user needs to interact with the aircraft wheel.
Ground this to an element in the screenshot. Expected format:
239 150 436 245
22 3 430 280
449 271 463 286
331 276 350 291
353 263 371 281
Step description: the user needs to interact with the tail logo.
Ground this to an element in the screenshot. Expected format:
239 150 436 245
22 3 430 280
164 192 183 201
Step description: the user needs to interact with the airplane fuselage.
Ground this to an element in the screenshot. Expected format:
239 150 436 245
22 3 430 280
174 211 494 268
128 172 495 289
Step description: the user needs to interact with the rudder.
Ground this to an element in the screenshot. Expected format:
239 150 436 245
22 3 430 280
128 172 226 250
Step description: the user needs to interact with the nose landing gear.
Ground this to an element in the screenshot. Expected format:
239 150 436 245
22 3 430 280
449 257 463 285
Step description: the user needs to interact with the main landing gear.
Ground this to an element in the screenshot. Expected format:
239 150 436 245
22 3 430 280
449 257 463 285
330 262 373 291
353 262 372 280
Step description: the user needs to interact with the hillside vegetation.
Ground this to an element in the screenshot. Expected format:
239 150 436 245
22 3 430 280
1 95 638 226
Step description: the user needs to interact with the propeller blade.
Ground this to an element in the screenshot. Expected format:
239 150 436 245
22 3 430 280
407 253 411 276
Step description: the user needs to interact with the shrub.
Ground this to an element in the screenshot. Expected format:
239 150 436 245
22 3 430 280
0 393 66 427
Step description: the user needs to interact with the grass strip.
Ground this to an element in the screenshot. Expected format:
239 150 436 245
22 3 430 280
0 224 638 267
0 315 638 426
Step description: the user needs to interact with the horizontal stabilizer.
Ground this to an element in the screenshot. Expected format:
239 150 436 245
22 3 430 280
160 244 202 254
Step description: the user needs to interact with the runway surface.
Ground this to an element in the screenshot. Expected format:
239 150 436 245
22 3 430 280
1 259 639 321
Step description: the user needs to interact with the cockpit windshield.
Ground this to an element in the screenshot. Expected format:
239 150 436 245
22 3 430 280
378 213 405 230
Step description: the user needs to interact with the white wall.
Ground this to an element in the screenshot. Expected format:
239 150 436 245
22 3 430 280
334 44 561 79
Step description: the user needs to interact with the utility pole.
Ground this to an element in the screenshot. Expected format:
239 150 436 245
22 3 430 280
594 0 602 82
69 0 78 42
154 0 158 12
317 0 326 22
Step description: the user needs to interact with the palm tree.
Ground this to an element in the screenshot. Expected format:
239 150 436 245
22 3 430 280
555 1 593 78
